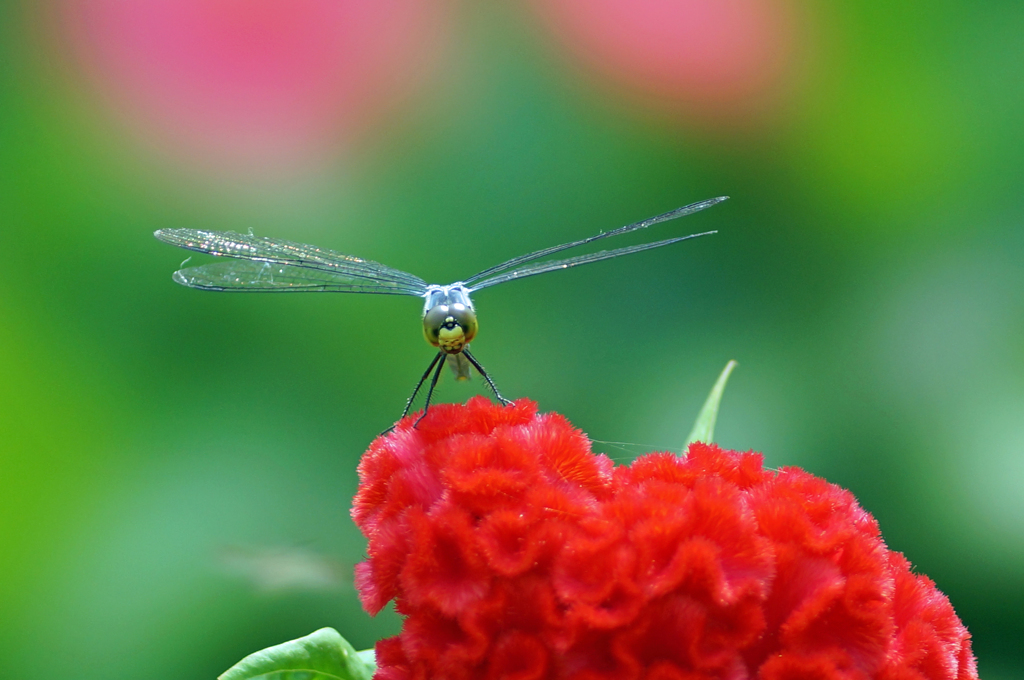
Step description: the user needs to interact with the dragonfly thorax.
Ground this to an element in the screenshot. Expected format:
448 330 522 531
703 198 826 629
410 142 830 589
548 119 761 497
422 284 478 354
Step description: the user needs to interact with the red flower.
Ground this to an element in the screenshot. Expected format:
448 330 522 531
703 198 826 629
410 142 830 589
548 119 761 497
352 397 978 680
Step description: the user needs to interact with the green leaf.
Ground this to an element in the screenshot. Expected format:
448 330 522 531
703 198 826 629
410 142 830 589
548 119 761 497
219 627 376 680
685 360 738 447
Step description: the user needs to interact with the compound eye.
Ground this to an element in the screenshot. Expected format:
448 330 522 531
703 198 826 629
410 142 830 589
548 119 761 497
422 304 449 346
447 304 478 343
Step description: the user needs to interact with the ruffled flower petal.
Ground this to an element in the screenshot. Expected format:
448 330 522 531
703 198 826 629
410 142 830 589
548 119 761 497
351 397 977 680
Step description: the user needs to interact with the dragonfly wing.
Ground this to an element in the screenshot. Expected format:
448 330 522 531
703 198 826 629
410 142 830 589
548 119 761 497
173 260 428 295
462 196 727 286
467 231 716 292
155 228 428 293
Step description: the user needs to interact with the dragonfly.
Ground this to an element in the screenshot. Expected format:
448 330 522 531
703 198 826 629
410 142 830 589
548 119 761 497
155 196 727 424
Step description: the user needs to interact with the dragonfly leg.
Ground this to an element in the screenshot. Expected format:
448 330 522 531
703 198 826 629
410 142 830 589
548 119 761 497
462 348 512 406
401 351 445 420
414 352 448 427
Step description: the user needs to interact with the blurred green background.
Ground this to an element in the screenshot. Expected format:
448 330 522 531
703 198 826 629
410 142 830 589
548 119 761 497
1 1 1021 678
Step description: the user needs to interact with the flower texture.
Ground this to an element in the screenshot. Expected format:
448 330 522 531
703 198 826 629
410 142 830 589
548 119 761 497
352 398 978 680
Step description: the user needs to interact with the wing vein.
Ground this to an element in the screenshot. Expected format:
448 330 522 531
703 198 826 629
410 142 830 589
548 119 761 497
468 231 716 291
154 229 428 296
462 196 726 286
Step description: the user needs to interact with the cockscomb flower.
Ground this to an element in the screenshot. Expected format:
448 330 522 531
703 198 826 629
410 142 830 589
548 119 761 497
351 397 978 680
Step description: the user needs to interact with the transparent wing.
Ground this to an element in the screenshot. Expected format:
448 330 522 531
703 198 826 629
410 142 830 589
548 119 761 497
155 228 428 296
467 231 716 292
172 260 427 294
462 196 727 287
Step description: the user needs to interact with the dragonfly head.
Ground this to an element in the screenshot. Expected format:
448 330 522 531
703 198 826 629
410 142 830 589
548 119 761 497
423 302 478 353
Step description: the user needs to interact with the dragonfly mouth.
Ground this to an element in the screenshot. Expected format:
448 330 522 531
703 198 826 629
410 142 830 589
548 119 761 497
438 321 467 353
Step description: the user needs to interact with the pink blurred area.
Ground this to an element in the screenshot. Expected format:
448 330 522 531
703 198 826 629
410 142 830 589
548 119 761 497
531 0 801 127
57 0 450 178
